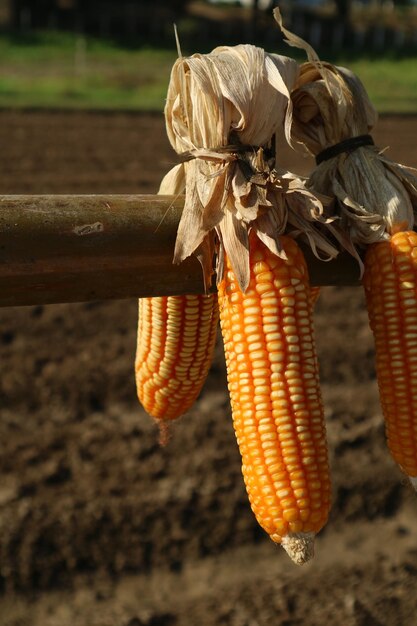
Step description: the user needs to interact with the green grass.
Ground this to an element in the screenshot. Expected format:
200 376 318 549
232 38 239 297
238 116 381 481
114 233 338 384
0 30 416 112
338 56 417 113
0 31 177 110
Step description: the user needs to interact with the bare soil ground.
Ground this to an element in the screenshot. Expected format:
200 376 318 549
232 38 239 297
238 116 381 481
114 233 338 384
0 111 417 626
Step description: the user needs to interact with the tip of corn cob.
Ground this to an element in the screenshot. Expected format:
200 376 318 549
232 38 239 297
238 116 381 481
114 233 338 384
409 476 417 491
281 532 315 565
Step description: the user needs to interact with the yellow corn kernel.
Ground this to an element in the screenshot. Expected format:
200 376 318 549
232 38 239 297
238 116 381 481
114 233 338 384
136 294 219 421
363 231 417 479
218 232 331 562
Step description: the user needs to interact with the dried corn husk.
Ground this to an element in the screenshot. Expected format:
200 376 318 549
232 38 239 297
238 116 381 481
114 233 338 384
274 8 417 252
162 43 339 292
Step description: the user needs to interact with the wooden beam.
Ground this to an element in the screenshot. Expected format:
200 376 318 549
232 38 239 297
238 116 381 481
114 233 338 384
0 194 361 307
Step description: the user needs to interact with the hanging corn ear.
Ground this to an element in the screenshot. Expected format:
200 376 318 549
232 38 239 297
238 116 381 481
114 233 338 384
218 232 331 564
161 40 338 561
363 231 417 487
275 10 417 488
136 294 219 425
136 161 219 432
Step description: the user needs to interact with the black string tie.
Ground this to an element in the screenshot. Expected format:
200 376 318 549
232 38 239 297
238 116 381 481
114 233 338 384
315 134 375 166
178 135 276 166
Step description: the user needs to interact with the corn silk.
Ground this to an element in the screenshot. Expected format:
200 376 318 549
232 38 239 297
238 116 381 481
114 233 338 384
160 43 339 293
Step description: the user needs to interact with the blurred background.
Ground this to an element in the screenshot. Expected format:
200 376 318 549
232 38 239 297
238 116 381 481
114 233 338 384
0 0 416 111
0 2 417 626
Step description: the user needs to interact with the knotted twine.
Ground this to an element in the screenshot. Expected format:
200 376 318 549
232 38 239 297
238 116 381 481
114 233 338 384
274 8 417 258
160 43 339 293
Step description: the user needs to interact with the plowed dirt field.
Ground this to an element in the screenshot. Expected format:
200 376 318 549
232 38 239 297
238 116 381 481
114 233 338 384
0 111 417 626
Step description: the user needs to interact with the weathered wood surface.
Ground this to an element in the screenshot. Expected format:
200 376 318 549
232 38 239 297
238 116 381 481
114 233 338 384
0 194 361 307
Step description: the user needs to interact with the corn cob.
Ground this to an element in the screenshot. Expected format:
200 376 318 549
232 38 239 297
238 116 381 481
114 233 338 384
218 232 331 564
363 231 417 488
136 293 219 427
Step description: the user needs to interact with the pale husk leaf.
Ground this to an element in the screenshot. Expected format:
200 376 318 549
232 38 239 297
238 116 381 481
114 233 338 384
163 43 340 291
159 163 216 291
158 162 185 196
274 12 417 248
